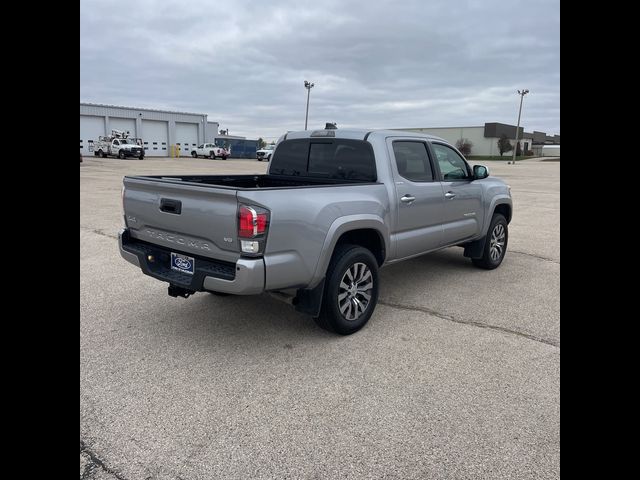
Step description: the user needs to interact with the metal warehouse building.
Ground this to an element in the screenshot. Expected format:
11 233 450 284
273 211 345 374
80 103 219 157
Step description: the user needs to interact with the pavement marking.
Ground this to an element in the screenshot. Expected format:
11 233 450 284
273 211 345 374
378 300 560 348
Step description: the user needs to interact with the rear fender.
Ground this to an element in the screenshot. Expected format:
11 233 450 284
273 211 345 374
308 215 389 289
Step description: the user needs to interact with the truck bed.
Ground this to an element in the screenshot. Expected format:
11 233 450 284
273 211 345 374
130 174 378 189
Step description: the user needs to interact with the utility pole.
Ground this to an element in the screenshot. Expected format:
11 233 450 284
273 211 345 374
510 89 529 164
304 80 314 130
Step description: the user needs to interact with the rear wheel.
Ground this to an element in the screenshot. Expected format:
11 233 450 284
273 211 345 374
138 154 144 160
314 244 379 335
472 213 508 269
191 151 198 158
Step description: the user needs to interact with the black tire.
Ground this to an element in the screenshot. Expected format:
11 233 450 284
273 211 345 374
191 151 198 158
98 150 106 158
314 244 379 335
118 150 126 159
266 154 271 161
472 213 508 269
222 156 228 160
210 151 216 159
139 154 144 160
258 158 263 162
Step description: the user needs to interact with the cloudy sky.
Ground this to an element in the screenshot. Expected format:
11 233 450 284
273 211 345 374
80 0 559 142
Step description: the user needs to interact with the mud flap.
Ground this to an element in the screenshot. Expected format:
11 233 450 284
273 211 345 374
463 235 488 259
294 278 325 317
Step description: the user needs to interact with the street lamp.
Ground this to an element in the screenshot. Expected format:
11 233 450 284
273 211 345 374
510 89 529 165
304 80 314 130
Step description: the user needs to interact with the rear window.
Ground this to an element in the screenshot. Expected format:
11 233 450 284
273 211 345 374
270 139 377 182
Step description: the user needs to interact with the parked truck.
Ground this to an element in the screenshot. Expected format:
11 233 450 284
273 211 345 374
119 126 512 334
191 143 230 160
95 130 145 160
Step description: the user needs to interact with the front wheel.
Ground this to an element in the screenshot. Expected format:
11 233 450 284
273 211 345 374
210 151 216 159
118 150 125 159
472 213 508 269
314 244 379 335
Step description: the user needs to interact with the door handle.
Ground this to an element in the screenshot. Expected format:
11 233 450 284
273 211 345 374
445 192 456 199
400 194 415 204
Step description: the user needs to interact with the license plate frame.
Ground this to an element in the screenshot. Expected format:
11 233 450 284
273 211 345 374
170 252 195 275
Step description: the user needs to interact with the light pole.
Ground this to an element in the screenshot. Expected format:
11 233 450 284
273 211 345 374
304 80 314 130
510 89 529 164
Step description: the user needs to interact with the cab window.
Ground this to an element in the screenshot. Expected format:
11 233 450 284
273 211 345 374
432 143 471 180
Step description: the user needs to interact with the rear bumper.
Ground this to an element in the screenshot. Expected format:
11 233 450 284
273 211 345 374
118 229 264 295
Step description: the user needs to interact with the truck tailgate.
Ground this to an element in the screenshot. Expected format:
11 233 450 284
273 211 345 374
123 177 241 262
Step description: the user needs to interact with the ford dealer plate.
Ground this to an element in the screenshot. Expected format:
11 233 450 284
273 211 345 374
170 252 195 275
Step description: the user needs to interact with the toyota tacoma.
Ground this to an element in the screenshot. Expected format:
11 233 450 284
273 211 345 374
119 126 512 334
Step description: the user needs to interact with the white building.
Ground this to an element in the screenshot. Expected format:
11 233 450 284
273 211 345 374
395 123 558 157
80 103 219 157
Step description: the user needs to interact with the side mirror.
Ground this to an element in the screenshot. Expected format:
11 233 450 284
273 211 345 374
473 165 489 179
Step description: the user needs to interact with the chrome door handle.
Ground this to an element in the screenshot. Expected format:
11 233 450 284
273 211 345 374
445 192 456 199
400 194 415 204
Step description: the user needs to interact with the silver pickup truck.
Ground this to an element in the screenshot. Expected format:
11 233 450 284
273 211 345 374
119 126 512 334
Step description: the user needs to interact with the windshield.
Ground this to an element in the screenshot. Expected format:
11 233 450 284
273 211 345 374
118 139 130 144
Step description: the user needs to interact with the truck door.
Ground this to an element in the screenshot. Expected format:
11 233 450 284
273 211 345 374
387 138 444 259
111 139 120 156
429 142 484 245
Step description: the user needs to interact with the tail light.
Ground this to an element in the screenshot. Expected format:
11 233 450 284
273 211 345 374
238 204 270 255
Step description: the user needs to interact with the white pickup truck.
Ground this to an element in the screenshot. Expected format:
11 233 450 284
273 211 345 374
191 143 230 160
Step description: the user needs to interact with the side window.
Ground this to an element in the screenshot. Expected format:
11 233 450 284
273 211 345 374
113 139 119 145
198 144 204 149
432 143 470 180
392 141 433 182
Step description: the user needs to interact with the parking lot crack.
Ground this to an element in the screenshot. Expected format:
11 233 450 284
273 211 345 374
80 440 129 480
510 250 559 264
378 300 559 348
82 227 118 239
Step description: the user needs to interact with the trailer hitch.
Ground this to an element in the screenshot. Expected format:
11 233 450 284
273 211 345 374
168 285 196 298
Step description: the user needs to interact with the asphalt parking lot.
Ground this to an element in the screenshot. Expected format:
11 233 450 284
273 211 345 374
80 156 560 479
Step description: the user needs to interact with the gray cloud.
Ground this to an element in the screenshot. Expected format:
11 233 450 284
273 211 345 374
81 0 559 141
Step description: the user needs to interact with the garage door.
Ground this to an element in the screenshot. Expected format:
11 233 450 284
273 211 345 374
80 115 105 156
141 120 168 156
175 122 199 156
110 117 136 137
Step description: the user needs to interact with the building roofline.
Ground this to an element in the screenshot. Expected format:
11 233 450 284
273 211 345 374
393 126 483 130
80 102 207 117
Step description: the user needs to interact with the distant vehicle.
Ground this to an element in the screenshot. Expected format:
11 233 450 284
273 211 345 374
256 144 275 161
191 143 230 160
95 130 144 160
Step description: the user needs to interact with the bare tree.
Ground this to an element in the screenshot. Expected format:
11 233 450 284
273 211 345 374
497 134 513 157
455 138 473 156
